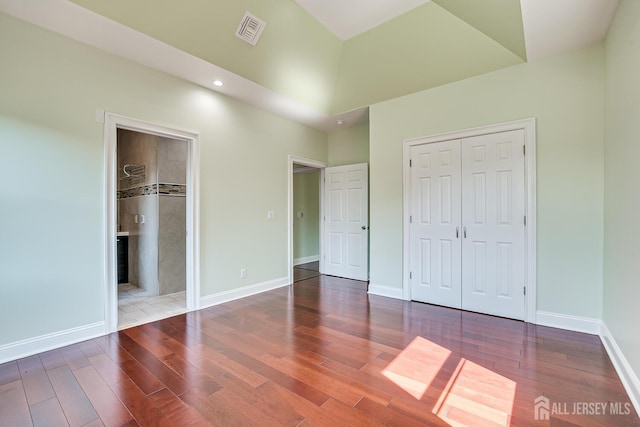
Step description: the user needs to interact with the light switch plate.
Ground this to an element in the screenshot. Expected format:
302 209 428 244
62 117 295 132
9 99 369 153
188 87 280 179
267 210 276 220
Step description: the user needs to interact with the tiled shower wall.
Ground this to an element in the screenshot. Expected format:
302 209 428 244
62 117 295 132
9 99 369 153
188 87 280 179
117 130 186 297
118 129 159 296
157 137 187 296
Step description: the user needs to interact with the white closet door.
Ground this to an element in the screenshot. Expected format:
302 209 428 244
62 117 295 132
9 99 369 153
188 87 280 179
461 130 526 320
410 140 462 308
324 163 369 281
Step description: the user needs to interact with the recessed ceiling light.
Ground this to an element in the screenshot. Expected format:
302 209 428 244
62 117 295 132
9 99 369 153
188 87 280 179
213 80 224 87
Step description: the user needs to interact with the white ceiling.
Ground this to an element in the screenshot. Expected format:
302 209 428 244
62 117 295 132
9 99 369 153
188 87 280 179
295 0 431 41
296 0 620 62
522 0 619 62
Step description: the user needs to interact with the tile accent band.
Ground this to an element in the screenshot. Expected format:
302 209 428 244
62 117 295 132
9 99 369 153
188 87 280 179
117 183 186 199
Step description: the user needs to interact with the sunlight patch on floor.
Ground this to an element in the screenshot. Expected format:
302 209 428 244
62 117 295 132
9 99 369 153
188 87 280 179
382 336 451 400
433 358 516 427
383 336 517 426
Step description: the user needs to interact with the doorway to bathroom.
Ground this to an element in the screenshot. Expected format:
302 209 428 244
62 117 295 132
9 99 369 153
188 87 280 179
116 128 187 328
104 114 200 333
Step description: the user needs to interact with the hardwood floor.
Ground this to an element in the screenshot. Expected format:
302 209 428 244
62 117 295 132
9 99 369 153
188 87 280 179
293 262 321 282
1 275 638 426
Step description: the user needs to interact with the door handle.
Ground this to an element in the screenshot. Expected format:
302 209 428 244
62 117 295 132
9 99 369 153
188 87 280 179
463 226 467 238
361 226 368 230
456 227 459 238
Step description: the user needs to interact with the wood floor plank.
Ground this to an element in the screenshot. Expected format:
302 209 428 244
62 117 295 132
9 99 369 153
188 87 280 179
116 359 164 396
204 378 304 427
259 353 364 406
109 380 174 427
121 328 173 360
30 397 69 427
256 364 330 406
18 355 55 406
87 353 128 387
179 390 257 427
0 380 33 427
147 388 214 427
113 333 189 396
354 396 443 427
60 345 91 371
46 365 99 426
193 344 267 388
39 349 67 372
161 353 222 397
255 380 348 427
0 361 21 387
319 398 388 427
77 340 104 359
73 366 133 427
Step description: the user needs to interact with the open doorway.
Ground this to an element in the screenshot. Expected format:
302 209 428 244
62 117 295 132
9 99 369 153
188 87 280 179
105 114 200 333
288 156 327 284
292 163 321 282
116 129 187 328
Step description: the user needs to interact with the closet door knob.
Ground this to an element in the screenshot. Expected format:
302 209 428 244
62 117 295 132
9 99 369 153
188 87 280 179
463 226 467 238
456 227 459 238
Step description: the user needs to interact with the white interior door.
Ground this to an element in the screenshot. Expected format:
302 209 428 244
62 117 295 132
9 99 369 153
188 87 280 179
461 130 526 320
324 163 369 281
409 140 462 308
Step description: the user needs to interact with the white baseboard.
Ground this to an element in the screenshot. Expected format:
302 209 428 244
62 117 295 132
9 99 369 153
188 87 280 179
601 323 640 416
536 311 602 335
200 277 290 309
0 322 106 364
367 283 406 300
294 255 320 266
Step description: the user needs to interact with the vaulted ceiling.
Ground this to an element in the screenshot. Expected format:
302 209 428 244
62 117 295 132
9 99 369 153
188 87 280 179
0 0 619 130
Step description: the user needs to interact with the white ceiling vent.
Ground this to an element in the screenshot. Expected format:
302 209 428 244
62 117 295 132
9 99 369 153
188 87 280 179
235 12 266 46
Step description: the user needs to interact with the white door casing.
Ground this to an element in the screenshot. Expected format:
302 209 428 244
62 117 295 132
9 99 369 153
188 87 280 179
324 163 369 281
409 140 462 308
104 113 200 333
461 130 526 320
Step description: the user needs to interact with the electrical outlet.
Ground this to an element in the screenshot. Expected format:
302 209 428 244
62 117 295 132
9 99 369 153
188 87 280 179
240 268 247 278
267 210 276 220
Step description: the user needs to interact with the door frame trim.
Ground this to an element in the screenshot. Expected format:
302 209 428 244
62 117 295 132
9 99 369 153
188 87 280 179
104 113 201 333
402 118 537 323
287 156 327 284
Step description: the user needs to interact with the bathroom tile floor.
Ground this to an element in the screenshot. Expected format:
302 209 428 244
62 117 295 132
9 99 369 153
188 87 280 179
117 284 186 329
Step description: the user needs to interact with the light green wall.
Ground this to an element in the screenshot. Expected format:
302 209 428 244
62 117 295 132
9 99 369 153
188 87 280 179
69 0 342 114
293 172 320 261
332 2 523 114
370 43 605 318
328 121 370 166
603 0 640 381
433 0 526 60
0 13 327 346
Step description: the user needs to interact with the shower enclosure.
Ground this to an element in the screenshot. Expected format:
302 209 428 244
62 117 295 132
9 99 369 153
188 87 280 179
116 129 187 297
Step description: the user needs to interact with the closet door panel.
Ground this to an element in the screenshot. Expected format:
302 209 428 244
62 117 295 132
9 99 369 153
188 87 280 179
461 130 526 320
410 140 462 308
